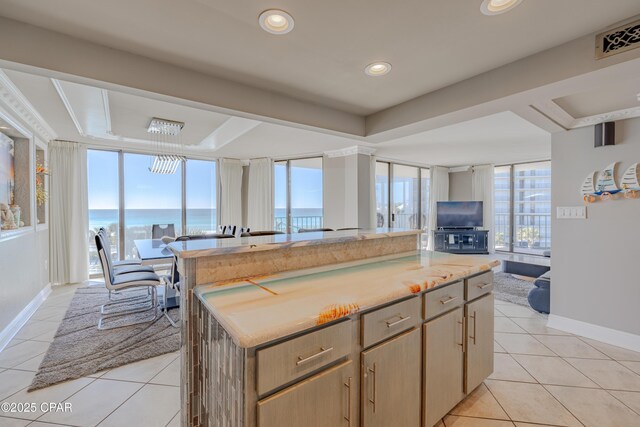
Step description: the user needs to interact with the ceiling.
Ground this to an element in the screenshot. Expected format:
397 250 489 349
1 0 639 116
553 76 640 118
1 67 551 166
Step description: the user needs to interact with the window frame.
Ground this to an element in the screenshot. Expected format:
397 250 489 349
494 159 551 256
376 160 429 230
273 156 324 233
87 147 218 270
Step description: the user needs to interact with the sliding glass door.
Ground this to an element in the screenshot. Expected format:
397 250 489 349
123 153 183 260
186 159 217 234
88 150 120 275
375 162 429 231
273 157 323 233
391 165 420 229
493 161 551 255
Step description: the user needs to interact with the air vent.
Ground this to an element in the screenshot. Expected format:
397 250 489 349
596 20 640 59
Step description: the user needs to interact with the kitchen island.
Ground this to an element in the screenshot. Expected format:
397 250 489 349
169 229 499 427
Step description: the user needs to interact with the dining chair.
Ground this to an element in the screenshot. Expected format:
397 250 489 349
162 234 235 327
224 225 237 236
152 224 176 239
98 228 142 267
95 234 163 330
298 228 334 233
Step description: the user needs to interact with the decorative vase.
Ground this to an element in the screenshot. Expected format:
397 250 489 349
10 205 20 228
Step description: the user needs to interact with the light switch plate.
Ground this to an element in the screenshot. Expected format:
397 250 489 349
556 206 587 219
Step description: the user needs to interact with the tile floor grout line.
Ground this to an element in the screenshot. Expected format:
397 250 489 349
164 409 180 427
538 384 587 427
481 381 515 423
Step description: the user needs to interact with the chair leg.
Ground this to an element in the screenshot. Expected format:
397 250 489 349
163 282 180 328
98 287 159 330
101 291 153 315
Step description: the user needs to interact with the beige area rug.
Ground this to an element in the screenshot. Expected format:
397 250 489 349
29 285 180 391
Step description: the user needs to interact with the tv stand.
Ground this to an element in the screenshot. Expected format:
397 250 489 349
434 229 489 254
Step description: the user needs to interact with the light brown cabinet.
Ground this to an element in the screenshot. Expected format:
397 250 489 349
257 360 354 427
362 328 422 427
465 293 494 393
423 306 465 427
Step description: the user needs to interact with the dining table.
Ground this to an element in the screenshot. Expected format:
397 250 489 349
134 238 179 309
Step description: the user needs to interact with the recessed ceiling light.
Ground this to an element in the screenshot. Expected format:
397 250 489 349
480 0 523 15
364 62 392 77
259 9 294 35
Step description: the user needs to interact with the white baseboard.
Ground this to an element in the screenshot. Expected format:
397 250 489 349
0 284 52 352
548 314 640 353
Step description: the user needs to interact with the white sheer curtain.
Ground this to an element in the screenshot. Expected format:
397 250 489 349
219 158 244 226
427 166 449 250
472 164 495 252
49 140 89 284
247 158 274 231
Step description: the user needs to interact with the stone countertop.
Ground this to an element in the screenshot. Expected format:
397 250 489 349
167 228 420 259
195 250 500 348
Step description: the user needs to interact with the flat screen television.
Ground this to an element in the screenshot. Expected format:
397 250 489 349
437 201 483 229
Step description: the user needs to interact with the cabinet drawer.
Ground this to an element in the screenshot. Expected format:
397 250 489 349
361 297 421 348
257 320 352 396
424 281 464 320
465 271 493 301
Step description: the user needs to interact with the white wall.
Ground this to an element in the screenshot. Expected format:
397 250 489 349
551 118 640 337
449 170 472 201
0 230 49 331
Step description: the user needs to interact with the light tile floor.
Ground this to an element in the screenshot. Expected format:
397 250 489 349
0 284 179 427
2 286 640 426
438 299 640 427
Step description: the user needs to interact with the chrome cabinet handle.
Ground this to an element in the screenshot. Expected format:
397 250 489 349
385 315 411 328
367 364 377 413
344 376 352 426
469 311 477 345
477 283 492 290
296 346 333 366
440 295 458 305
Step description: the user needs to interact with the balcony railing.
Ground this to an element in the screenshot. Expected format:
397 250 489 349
274 215 323 232
495 212 551 254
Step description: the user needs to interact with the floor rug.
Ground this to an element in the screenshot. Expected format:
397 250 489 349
29 285 180 391
492 271 535 307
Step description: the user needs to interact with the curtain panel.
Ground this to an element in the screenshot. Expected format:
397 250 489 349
49 140 89 284
219 158 244 227
472 164 495 253
427 166 450 250
247 158 274 231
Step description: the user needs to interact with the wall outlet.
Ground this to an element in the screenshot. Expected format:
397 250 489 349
556 206 587 219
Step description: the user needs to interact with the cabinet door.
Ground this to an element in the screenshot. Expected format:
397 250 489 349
465 294 494 393
362 328 421 427
257 360 353 427
424 307 465 427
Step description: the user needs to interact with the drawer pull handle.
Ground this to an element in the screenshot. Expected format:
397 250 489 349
385 315 411 328
296 346 333 366
477 283 492 290
439 296 458 305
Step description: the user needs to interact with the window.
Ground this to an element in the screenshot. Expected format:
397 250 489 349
87 149 218 272
88 150 119 275
376 161 429 231
494 161 551 255
123 153 183 260
186 159 217 234
392 164 420 229
273 157 323 232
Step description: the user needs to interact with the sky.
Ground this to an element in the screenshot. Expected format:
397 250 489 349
88 150 323 210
